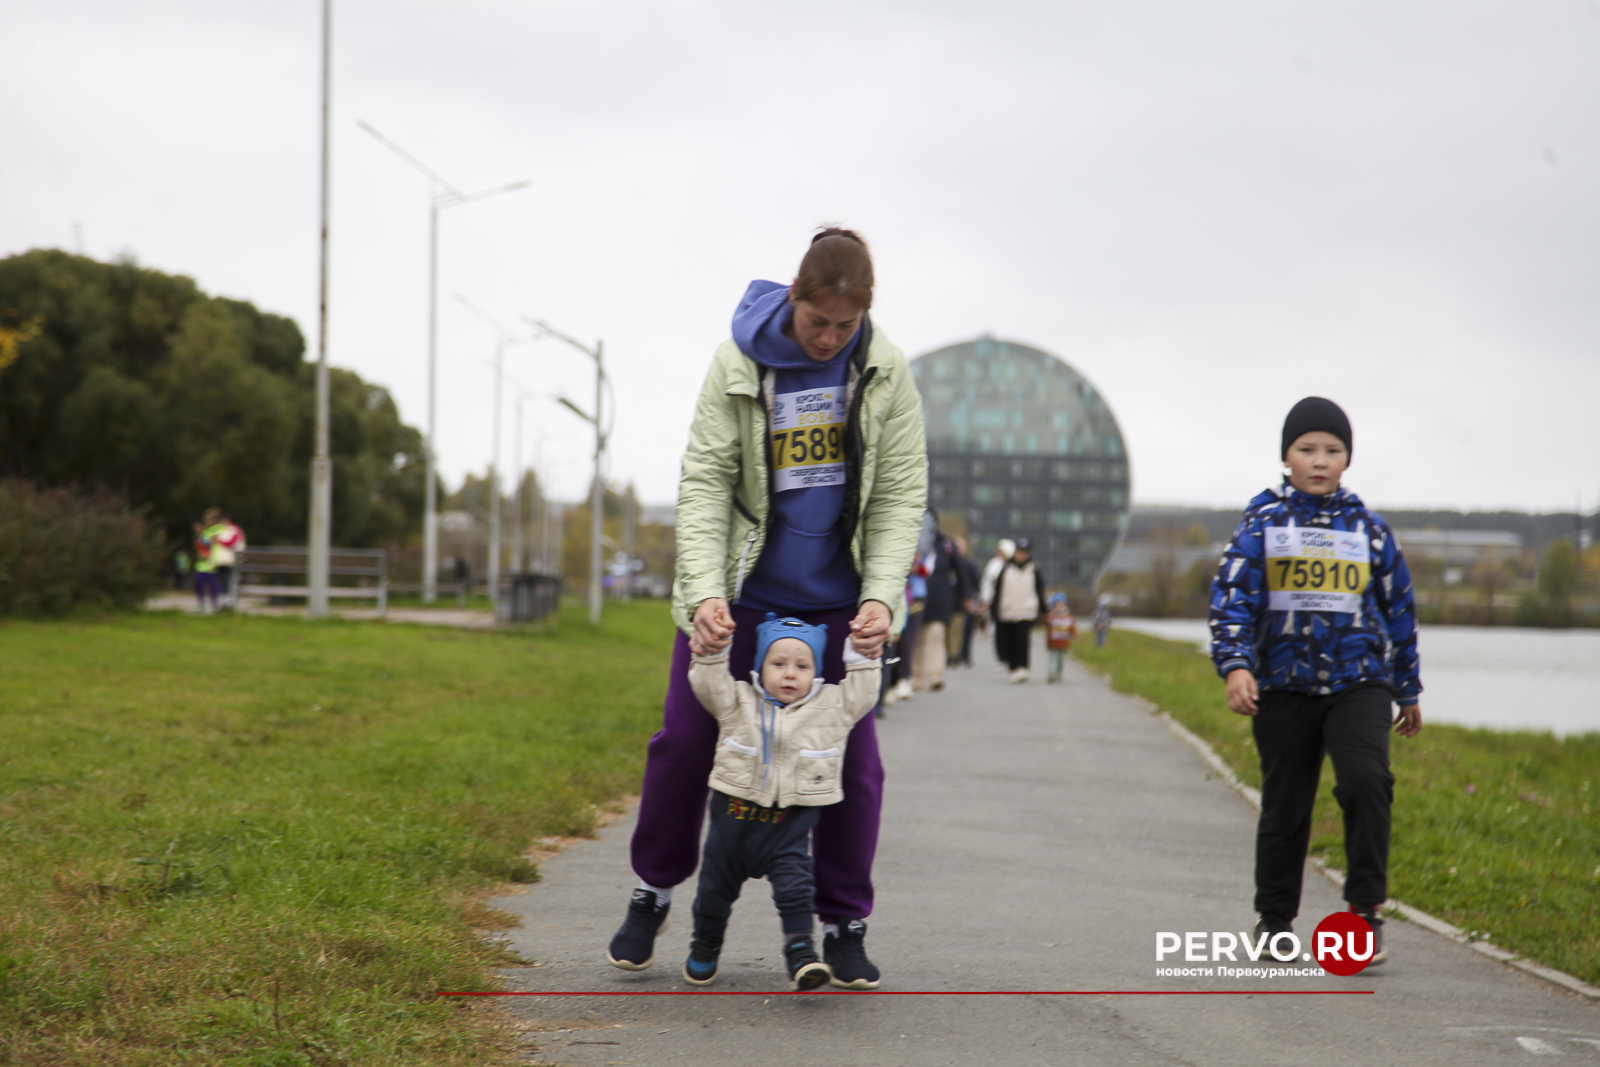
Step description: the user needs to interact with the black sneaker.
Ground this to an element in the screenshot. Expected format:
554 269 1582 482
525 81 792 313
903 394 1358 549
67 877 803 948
783 935 831 991
823 919 881 989
1350 905 1388 966
606 889 670 971
1252 913 1294 963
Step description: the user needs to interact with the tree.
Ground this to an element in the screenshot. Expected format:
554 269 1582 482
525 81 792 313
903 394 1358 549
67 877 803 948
1470 546 1513 626
0 249 425 549
1536 540 1579 628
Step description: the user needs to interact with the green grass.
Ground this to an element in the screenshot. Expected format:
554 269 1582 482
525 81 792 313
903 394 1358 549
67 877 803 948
1 599 674 1066
1074 629 1600 984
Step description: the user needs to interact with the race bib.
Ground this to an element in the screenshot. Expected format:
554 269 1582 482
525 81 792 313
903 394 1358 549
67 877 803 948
1263 526 1370 613
769 385 846 492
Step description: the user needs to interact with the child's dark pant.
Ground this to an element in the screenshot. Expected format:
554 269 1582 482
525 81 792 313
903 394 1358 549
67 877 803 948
1252 683 1395 918
693 791 823 946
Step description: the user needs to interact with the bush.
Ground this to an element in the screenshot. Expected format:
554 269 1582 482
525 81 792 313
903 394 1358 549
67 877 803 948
0 479 163 615
1515 540 1581 628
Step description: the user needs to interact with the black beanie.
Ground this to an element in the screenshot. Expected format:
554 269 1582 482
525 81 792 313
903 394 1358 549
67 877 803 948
1281 397 1352 462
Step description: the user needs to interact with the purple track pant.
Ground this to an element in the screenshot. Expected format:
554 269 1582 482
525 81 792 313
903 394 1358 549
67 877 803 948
630 603 884 922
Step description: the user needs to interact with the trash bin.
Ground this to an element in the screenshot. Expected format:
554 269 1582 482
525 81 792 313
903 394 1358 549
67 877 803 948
503 574 562 623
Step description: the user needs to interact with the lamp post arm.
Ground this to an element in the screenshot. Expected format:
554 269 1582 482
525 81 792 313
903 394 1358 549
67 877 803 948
521 316 597 360
444 180 531 208
356 119 464 198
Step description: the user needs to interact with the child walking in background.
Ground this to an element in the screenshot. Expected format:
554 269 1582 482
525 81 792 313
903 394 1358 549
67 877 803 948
675 615 881 990
1044 593 1078 684
1092 593 1112 648
1208 396 1423 966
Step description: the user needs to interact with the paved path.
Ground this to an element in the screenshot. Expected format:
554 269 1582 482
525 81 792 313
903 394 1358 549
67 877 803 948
491 638 1599 1066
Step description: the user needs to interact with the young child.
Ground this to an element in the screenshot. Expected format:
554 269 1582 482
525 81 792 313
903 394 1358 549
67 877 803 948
1044 593 1078 683
1091 593 1112 648
683 614 881 990
1208 397 1423 965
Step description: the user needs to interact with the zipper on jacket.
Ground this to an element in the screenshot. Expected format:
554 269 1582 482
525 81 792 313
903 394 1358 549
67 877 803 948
839 360 879 548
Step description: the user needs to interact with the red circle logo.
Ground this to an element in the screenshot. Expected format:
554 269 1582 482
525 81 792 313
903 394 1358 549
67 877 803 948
1312 912 1376 976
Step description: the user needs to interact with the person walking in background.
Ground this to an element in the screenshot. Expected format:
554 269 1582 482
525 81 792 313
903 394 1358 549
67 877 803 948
1092 593 1113 648
1044 593 1078 683
915 518 968 693
192 521 219 613
202 509 245 609
888 511 937 703
980 538 1015 671
1208 396 1422 965
991 538 1044 682
608 227 926 989
948 537 981 669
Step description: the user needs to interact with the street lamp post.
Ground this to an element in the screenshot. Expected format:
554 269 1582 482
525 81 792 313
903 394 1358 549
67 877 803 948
308 0 333 618
456 295 537 602
511 393 526 576
356 120 527 602
510 394 541 575
524 317 608 625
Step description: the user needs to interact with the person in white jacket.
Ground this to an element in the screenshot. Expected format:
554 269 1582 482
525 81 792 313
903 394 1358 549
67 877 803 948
679 615 880 990
979 538 1015 670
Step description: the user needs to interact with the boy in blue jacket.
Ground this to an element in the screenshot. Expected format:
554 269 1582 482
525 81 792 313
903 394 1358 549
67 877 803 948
1208 397 1423 965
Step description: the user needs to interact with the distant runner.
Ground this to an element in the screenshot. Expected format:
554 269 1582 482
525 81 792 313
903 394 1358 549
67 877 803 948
1208 396 1423 965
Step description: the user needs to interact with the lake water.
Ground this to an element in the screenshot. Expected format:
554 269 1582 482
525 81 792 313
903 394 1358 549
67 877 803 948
1111 618 1600 737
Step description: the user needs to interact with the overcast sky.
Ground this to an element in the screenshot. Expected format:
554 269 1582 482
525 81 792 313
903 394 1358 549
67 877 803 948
6 1 1597 513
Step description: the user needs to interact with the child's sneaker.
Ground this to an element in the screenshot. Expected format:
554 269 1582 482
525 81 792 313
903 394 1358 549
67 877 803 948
682 940 720 986
1350 905 1387 965
783 935 831 991
606 889 670 971
823 919 881 989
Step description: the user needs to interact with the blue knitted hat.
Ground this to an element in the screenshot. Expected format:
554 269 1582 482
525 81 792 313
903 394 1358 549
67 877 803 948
754 613 828 673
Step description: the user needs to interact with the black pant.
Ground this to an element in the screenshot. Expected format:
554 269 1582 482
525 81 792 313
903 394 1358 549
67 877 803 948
693 791 823 946
1252 684 1395 918
994 620 1034 671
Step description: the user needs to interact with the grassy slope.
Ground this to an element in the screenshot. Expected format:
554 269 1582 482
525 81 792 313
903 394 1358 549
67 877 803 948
1073 629 1600 985
0 601 674 1066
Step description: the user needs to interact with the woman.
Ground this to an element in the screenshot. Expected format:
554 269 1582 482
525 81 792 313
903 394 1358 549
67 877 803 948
607 228 927 989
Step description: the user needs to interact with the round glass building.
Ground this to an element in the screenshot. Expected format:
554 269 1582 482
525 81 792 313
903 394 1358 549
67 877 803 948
910 336 1131 588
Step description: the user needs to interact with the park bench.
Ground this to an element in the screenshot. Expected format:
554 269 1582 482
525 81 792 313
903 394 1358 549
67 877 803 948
234 546 388 617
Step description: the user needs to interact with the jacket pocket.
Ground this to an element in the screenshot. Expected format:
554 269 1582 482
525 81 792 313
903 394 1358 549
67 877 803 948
715 736 758 788
795 748 842 795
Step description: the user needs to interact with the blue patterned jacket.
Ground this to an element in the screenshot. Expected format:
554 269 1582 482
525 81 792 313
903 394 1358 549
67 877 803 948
1208 484 1421 703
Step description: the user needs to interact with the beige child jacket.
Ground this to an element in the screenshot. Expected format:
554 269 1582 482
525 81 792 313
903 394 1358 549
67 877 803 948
688 648 881 808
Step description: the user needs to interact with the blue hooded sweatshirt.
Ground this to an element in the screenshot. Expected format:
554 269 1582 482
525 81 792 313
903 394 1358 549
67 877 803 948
731 279 861 614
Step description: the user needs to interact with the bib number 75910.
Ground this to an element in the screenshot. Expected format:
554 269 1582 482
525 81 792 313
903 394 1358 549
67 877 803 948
1263 526 1370 613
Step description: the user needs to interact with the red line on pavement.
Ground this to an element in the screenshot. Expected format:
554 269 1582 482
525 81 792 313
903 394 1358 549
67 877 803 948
437 990 1373 997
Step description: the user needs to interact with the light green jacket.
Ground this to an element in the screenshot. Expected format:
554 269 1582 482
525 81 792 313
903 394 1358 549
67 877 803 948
672 321 929 636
